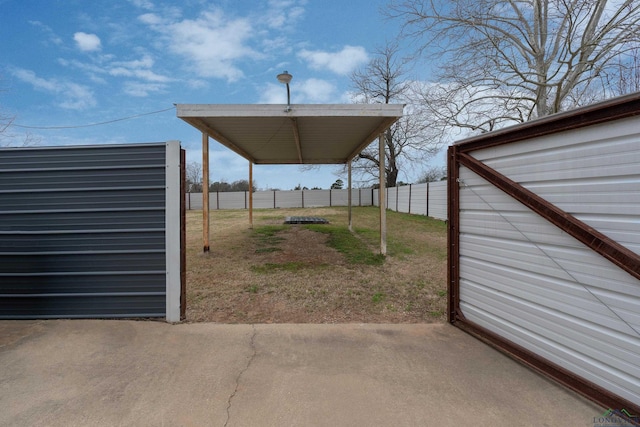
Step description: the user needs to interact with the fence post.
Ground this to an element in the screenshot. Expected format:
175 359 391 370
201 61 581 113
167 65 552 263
408 184 412 214
302 190 305 208
329 189 332 206
426 182 430 217
273 191 276 209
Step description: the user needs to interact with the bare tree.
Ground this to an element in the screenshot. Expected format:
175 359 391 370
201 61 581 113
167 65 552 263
186 161 203 193
605 45 640 95
418 165 447 183
0 111 39 147
349 42 444 187
388 0 640 132
1 84 39 147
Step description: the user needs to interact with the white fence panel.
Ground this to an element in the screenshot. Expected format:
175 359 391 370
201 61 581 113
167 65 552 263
386 187 396 210
358 188 374 206
252 191 274 209
304 190 330 207
396 186 411 213
186 192 203 210
275 191 302 208
428 182 448 221
218 192 246 209
330 189 350 206
186 184 448 221
410 183 428 216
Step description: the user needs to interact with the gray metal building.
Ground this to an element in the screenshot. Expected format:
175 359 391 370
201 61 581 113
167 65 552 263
0 142 184 322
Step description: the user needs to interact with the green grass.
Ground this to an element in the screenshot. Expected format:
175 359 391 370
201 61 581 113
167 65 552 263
371 292 385 303
250 261 307 273
255 247 282 254
252 225 287 254
305 224 385 265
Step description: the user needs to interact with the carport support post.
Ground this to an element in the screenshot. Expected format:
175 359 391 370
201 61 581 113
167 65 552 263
249 161 253 229
348 160 353 232
202 132 210 252
379 134 387 255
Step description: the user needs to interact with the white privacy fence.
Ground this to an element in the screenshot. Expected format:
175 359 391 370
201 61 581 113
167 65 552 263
185 181 448 221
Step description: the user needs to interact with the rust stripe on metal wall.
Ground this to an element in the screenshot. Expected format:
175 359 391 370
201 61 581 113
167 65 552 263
447 145 461 323
457 151 640 282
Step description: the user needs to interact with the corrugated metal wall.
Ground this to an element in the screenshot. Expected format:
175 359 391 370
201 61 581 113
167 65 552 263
449 95 640 413
0 142 183 320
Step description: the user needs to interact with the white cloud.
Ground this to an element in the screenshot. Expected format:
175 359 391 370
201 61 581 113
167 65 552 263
297 78 337 102
10 68 96 110
59 53 172 95
122 81 167 97
298 45 369 75
138 13 164 25
264 0 306 29
59 83 97 109
128 0 155 10
138 3 309 82
108 55 171 83
29 21 63 45
141 8 261 82
258 82 288 104
74 32 102 52
258 78 337 104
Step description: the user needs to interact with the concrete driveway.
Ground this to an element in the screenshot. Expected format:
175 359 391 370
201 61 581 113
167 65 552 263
0 320 601 426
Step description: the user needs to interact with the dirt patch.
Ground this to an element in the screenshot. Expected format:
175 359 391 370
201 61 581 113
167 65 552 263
254 227 346 266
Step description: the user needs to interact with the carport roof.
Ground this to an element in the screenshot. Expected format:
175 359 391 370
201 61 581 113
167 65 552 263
176 104 404 165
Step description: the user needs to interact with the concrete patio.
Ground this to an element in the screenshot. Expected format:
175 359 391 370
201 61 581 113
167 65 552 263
0 320 602 426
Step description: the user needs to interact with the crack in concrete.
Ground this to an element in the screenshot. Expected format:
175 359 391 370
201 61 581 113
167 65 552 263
223 324 257 427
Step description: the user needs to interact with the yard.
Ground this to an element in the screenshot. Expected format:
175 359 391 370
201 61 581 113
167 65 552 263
186 206 448 323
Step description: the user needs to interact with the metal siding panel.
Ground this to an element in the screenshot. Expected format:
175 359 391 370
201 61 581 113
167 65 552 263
0 210 165 231
0 143 168 319
471 116 640 256
458 158 640 405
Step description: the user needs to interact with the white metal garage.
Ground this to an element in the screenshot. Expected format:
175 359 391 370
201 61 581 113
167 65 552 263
448 93 640 415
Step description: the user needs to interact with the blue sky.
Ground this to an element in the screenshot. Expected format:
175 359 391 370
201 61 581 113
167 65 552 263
1 0 445 189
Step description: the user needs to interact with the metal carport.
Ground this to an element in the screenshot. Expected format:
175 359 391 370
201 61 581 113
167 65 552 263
176 103 404 254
